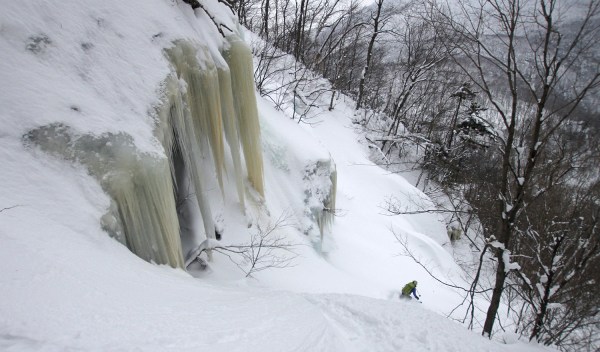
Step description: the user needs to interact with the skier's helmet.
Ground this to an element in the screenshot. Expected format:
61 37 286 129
413 280 418 285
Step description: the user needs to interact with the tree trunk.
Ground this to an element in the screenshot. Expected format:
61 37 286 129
482 246 508 336
294 0 308 60
356 0 383 110
261 0 270 39
446 96 462 150
328 90 336 111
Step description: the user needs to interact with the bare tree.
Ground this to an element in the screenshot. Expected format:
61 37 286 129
356 0 385 110
512 181 600 345
381 13 449 151
429 0 600 338
293 0 310 60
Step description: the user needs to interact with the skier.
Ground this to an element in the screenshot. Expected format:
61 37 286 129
401 280 420 300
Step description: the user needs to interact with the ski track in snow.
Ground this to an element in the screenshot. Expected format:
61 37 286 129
303 294 535 352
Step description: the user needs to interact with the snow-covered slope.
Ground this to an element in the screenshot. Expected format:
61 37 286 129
0 0 549 351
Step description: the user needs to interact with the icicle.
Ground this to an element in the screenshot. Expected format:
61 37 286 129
303 158 337 244
165 43 229 259
223 36 265 197
217 66 246 209
156 71 217 261
24 123 185 268
316 160 337 242
323 161 337 238
167 42 226 194
108 156 184 268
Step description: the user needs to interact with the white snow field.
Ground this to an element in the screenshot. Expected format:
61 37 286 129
0 0 550 351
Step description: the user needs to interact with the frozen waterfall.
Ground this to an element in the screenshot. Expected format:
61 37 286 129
24 36 265 269
23 34 338 269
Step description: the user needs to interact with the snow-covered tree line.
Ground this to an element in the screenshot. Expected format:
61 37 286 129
212 0 600 350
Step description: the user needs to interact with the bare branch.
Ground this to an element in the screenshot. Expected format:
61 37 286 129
392 228 490 294
187 212 302 277
0 205 20 213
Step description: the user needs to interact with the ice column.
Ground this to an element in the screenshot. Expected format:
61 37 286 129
24 124 185 268
223 36 265 197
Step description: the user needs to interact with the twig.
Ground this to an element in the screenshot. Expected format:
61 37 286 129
181 0 234 37
392 229 491 294
0 205 20 213
187 212 301 277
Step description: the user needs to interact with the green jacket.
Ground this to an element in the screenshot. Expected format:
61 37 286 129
401 281 417 296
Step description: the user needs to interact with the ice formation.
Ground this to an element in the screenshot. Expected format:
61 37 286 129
23 124 185 268
304 159 337 244
24 35 267 269
22 28 339 269
223 36 265 197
